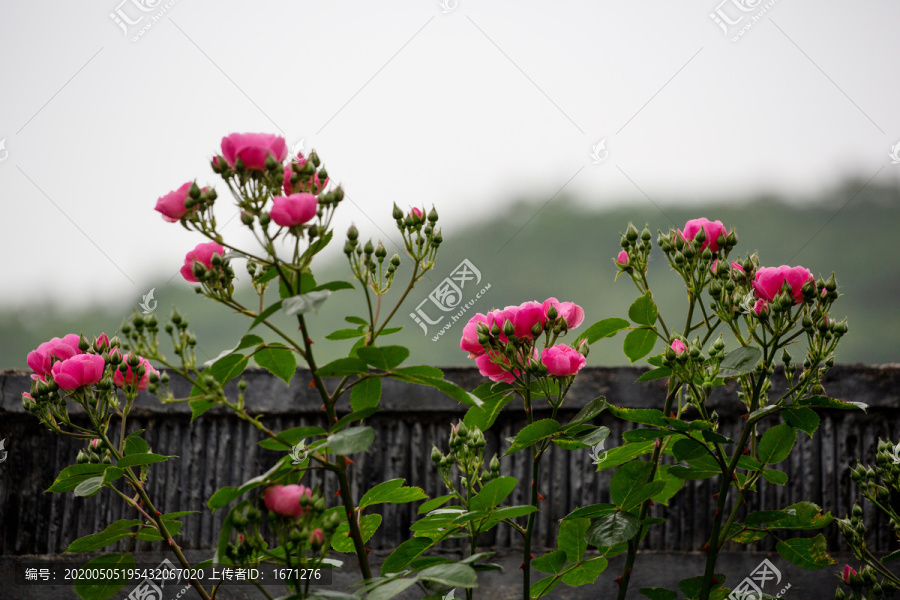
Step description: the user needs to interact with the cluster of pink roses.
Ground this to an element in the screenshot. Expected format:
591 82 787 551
26 333 158 391
460 298 587 383
155 132 326 282
749 264 815 315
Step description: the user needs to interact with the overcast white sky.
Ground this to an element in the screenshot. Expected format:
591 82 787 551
1 0 899 309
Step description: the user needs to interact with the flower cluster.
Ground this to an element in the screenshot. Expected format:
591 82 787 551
22 332 159 432
460 298 586 383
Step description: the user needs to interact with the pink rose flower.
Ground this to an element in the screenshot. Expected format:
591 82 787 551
670 339 687 357
616 251 629 266
541 344 586 377
27 334 82 379
181 241 226 283
753 299 768 316
51 354 105 390
410 207 424 220
113 355 159 391
283 163 328 196
94 333 110 350
154 182 193 223
264 484 312 517
269 193 318 227
475 351 517 384
460 313 490 358
542 298 585 329
512 301 546 339
843 565 856 583
309 528 324 546
221 132 288 170
752 265 814 304
678 218 727 252
90 439 101 449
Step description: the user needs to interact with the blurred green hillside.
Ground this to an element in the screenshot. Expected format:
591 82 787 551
2 179 898 370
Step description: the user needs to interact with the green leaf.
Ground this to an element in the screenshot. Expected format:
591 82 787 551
116 453 171 469
367 579 418 600
346 316 368 326
624 328 657 363
882 549 900 563
331 514 382 553
254 345 297 385
491 505 537 520
207 456 292 511
776 534 834 569
629 293 658 327
46 464 110 493
333 407 379 432
758 424 796 465
533 549 567 574
326 328 366 341
504 419 560 455
595 441 656 471
530 576 561 598
381 537 432 575
418 494 454 514
585 511 640 548
350 376 382 411
575 318 630 345
561 556 608 586
795 395 868 412
72 553 135 600
472 476 517 511
651 465 685 506
74 476 105 497
563 503 617 520
611 461 667 512
763 469 788 485
258 425 328 450
702 430 734 444
622 429 680 442
208 353 249 385
771 501 833 529
747 404 784 424
317 357 369 377
249 299 284 330
636 367 672 382
718 346 762 378
678 574 725 598
123 435 150 456
607 406 666 427
672 438 709 462
66 520 141 553
359 479 427 509
640 587 678 600
418 563 478 588
391 365 444 379
783 406 820 437
464 383 513 431
314 280 355 292
558 518 590 562
668 465 720 480
327 426 375 455
357 345 409 371
567 396 608 427
189 398 217 422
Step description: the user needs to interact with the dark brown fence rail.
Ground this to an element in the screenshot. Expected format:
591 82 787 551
1 365 899 557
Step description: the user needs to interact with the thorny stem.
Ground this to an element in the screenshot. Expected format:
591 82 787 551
522 382 537 600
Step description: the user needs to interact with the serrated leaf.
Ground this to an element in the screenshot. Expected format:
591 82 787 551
46 464 109 493
326 328 366 341
758 424 796 465
607 405 667 427
561 556 608 587
249 299 283 330
530 576 561 598
332 514 382 553
123 435 150 456
317 357 369 377
419 563 478 588
611 461 666 511
359 479 427 509
350 376 382 411
116 453 171 469
66 520 141 553
418 494 453 514
776 534 834 569
624 328 657 363
567 396 608 427
533 549 567 574
558 518 590 562
327 426 375 455
718 346 762 378
471 476 517 510
629 293 658 327
73 476 104 497
585 511 640 548
636 367 672 382
254 345 297 385
357 345 409 371
668 465 720 480
333 407 379 432
595 441 656 471
762 469 788 485
381 537 432 575
782 407 820 437
575 318 630 345
208 353 248 385
504 419 560 455
795 395 868 412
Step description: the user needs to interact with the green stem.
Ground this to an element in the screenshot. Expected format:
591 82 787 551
616 379 681 600
522 384 537 600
